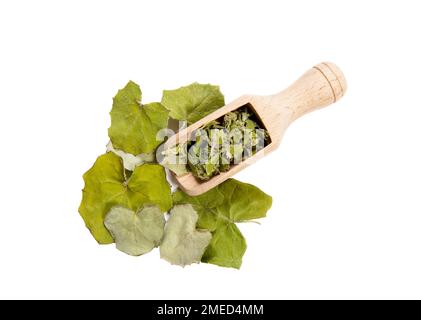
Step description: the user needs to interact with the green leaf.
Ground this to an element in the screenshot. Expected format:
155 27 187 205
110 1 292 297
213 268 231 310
160 204 212 267
104 205 165 256
217 179 272 222
201 222 246 269
108 81 169 154
173 179 272 268
79 152 172 244
161 82 225 124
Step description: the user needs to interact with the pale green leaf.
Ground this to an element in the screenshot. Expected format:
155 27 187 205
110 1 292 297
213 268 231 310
104 205 165 256
79 152 172 244
108 81 169 154
160 204 212 266
106 141 154 171
161 82 225 124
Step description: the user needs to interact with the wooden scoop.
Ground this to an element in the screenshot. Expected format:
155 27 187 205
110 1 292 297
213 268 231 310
165 62 347 196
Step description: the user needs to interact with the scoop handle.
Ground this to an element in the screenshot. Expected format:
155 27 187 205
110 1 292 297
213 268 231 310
274 62 347 122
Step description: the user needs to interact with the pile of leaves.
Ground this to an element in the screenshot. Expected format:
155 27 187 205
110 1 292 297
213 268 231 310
79 81 272 268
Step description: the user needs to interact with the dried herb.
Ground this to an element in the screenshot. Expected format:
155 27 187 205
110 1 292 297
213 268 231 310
162 107 269 180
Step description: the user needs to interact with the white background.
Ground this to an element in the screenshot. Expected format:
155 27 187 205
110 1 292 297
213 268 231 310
1 0 420 300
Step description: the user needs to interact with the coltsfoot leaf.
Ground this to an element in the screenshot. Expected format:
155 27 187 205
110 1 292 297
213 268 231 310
108 81 169 154
160 204 212 266
105 205 165 256
161 82 225 124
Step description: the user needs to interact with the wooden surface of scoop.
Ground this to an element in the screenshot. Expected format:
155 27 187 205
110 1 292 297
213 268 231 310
165 62 347 196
